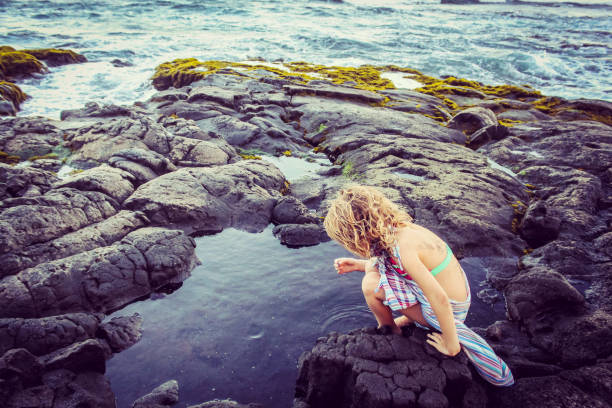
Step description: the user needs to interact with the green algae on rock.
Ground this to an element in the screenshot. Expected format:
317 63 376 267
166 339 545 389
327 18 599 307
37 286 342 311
21 48 87 67
0 150 20 164
0 51 46 77
0 81 28 115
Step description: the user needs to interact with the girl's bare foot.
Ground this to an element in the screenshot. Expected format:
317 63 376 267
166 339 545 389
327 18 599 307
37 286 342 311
334 258 366 274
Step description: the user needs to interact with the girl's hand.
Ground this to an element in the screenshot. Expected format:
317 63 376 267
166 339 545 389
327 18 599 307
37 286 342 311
426 332 461 356
333 258 364 274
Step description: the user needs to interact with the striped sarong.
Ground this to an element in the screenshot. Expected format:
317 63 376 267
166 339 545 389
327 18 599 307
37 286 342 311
375 246 515 387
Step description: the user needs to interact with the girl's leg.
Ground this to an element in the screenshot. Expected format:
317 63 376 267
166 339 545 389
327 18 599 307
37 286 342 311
361 272 400 334
398 303 430 328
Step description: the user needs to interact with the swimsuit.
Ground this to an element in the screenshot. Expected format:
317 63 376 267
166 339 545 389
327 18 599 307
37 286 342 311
376 243 515 387
388 243 452 280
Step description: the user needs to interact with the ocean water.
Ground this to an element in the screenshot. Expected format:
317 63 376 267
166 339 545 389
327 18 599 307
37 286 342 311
0 0 610 119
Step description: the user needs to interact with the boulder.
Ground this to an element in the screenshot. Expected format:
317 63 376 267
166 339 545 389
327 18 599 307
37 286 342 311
272 196 319 225
0 227 199 318
0 163 59 199
272 223 329 247
0 348 43 384
447 107 498 135
132 380 179 408
53 164 136 203
41 339 107 374
123 160 286 233
0 188 119 261
492 374 609 408
39 369 115 408
504 267 585 324
295 327 478 408
98 313 143 353
0 210 148 277
0 116 62 160
0 313 100 356
481 120 612 178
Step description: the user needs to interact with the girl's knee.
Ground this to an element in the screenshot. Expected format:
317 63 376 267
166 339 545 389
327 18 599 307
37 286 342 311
361 272 380 298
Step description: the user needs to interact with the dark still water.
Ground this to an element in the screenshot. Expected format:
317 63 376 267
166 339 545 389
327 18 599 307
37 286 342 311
105 227 506 408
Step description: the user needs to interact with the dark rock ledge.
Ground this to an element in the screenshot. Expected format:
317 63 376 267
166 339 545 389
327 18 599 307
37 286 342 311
1 57 611 407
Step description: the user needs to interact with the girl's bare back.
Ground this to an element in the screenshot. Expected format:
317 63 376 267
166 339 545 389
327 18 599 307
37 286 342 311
395 226 468 302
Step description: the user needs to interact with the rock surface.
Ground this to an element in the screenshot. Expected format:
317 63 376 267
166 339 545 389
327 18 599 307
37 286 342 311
132 380 179 408
295 327 478 408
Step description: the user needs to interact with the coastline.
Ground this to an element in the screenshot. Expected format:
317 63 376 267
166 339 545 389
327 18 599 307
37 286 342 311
0 50 611 407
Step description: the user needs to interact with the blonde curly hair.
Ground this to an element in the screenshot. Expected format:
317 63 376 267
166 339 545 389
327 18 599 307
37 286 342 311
323 184 413 258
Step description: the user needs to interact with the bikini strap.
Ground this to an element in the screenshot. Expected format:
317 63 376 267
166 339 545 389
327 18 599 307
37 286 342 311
430 244 452 277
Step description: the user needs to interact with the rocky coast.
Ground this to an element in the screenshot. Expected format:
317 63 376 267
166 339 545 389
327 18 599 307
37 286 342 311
0 48 611 407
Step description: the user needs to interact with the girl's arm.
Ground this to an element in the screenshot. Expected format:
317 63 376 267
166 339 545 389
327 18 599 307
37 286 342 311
334 258 369 274
398 244 461 356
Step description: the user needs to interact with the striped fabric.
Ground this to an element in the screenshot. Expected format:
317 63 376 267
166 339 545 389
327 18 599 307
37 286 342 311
375 246 515 387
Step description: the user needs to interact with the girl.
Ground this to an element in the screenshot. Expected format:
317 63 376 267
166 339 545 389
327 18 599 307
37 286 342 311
323 184 514 386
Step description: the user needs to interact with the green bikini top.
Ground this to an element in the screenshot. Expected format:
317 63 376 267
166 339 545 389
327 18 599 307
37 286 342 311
389 243 453 280
430 244 453 277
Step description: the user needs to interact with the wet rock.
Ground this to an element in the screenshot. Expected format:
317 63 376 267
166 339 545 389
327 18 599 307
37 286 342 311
533 311 612 368
60 101 139 121
518 200 561 247
0 188 119 263
111 58 133 68
40 369 115 408
469 123 509 149
0 79 27 116
272 196 319 225
108 147 177 184
284 82 386 105
0 227 198 318
295 327 473 408
150 89 189 103
53 164 136 203
64 115 172 164
272 223 330 247
188 85 244 109
0 50 47 77
42 339 107 374
518 166 603 240
492 374 609 408
0 163 59 199
0 348 43 385
559 362 612 403
132 379 179 408
98 313 143 353
0 210 148 277
0 116 62 160
483 320 560 378
504 266 585 324
481 120 612 178
5 385 54 408
379 89 453 120
29 158 63 173
0 313 100 356
123 160 286 233
447 107 497 135
497 109 550 122
519 239 609 281
21 48 87 67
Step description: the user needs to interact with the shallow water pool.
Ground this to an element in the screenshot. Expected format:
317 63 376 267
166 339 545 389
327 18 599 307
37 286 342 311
106 227 507 407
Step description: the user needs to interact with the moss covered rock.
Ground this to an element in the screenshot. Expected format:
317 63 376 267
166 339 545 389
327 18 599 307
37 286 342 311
22 48 87 67
0 51 46 77
0 81 27 115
